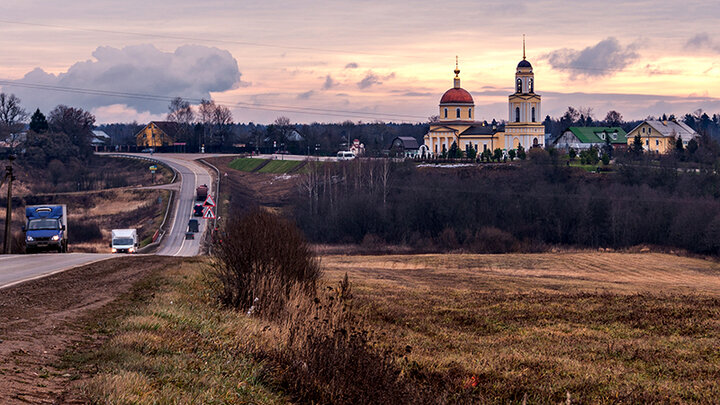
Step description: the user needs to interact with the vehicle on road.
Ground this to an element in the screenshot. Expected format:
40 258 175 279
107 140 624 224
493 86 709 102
185 231 195 240
196 184 209 201
188 219 199 233
141 148 154 153
24 205 68 253
111 229 138 253
336 151 356 161
193 204 204 217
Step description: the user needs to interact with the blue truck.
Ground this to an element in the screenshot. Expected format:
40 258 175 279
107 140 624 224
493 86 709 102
24 205 68 253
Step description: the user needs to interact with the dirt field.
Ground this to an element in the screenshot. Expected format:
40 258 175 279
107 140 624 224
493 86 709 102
0 256 182 404
322 252 720 403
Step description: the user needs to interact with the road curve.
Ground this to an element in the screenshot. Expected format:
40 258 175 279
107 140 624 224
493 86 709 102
0 154 214 288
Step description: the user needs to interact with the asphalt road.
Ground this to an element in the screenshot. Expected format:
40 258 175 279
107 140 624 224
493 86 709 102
0 153 215 289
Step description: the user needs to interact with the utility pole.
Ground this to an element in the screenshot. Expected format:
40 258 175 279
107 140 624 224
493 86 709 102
3 155 16 254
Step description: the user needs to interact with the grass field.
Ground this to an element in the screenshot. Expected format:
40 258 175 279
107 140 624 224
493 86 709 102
257 159 302 173
228 157 267 172
322 252 720 403
72 252 720 403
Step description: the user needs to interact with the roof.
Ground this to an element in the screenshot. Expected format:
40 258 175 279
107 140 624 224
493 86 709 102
517 59 532 69
560 127 628 144
392 136 419 150
92 130 110 139
641 120 698 140
150 121 180 137
440 88 474 104
461 124 502 136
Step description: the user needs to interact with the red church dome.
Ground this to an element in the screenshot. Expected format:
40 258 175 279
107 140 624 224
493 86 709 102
440 87 474 104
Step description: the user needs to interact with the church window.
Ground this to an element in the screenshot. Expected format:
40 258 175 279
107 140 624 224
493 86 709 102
656 140 659 146
529 78 534 93
444 108 448 118
531 107 536 122
456 108 461 118
515 107 520 123
645 140 649 145
468 108 472 119
516 78 522 93
642 128 645 134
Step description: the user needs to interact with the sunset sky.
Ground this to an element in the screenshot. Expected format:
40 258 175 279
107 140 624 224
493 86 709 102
1 0 719 124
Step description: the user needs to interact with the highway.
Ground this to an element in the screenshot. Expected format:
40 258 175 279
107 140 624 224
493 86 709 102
0 153 216 289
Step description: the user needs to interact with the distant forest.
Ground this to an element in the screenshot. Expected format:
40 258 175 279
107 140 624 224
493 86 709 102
98 107 720 155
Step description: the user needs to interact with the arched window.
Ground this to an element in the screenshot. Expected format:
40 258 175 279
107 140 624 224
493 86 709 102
515 107 520 122
531 107 536 122
444 108 448 118
516 78 522 93
529 78 534 93
456 108 461 118
468 108 472 119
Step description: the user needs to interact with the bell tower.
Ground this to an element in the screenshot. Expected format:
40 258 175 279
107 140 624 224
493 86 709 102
507 36 544 149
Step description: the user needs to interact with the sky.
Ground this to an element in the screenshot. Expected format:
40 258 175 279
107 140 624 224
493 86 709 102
1 0 719 124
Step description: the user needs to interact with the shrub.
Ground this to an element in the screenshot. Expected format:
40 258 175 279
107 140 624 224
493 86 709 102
209 208 321 317
68 219 103 243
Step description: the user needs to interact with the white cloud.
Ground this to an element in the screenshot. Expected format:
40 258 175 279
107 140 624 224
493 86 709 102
542 38 640 79
8 44 243 114
91 104 164 124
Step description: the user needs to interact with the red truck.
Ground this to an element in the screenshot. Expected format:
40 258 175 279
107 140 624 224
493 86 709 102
196 184 209 201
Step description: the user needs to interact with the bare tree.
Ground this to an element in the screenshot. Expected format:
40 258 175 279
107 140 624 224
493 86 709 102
604 110 623 126
380 158 391 208
48 105 95 156
0 93 28 152
299 158 320 214
167 97 195 146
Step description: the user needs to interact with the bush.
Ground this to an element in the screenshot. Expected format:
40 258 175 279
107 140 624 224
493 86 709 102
68 219 103 243
209 208 320 317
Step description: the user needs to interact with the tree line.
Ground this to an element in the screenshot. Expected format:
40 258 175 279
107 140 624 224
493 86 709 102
291 152 720 255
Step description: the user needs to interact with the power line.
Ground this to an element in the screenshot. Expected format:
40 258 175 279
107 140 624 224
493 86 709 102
0 19 423 60
0 80 429 122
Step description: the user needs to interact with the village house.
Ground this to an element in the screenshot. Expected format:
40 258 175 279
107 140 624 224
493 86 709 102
135 121 178 148
553 127 628 152
625 119 698 153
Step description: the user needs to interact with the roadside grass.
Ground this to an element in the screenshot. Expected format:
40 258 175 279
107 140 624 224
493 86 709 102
256 160 302 173
228 158 266 172
71 258 287 404
322 253 720 403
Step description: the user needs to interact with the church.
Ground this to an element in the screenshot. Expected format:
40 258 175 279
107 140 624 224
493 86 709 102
422 42 545 156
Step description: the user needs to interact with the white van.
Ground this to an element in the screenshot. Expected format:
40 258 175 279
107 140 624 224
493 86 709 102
111 229 139 253
336 151 356 161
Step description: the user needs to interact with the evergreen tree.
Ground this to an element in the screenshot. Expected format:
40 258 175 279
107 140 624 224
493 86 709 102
467 144 477 160
508 149 516 160
493 148 503 162
29 108 48 133
517 145 526 160
632 134 644 157
448 141 461 159
569 148 577 161
441 144 447 159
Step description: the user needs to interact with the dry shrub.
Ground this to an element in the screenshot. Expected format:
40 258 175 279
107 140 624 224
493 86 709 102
209 208 321 318
209 209 427 403
68 219 103 243
467 226 517 253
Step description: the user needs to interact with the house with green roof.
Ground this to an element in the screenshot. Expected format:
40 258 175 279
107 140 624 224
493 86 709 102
552 127 628 152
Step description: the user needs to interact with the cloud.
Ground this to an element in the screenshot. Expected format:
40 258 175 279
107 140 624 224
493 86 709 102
91 104 164 124
345 62 359 69
8 44 243 114
357 71 395 89
686 33 720 52
322 74 338 90
542 37 639 79
402 92 432 97
297 90 314 99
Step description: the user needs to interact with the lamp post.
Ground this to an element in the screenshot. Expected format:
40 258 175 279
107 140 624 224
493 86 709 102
3 154 16 254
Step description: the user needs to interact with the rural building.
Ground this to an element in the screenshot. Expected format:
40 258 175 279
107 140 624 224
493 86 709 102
390 136 420 158
625 119 698 153
423 40 545 156
553 127 628 152
135 121 178 148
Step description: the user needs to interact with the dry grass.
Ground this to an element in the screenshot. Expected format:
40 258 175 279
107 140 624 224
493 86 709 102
321 252 720 403
76 259 287 404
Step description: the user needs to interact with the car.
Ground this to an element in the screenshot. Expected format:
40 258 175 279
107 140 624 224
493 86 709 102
336 151 355 161
188 219 199 233
185 231 194 240
193 204 204 217
141 148 154 153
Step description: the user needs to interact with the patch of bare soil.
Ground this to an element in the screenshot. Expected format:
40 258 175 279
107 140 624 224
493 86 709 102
0 255 182 404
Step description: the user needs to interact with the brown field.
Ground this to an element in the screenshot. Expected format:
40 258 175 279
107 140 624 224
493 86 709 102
322 252 720 403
